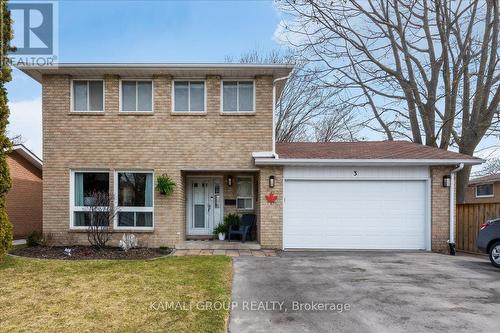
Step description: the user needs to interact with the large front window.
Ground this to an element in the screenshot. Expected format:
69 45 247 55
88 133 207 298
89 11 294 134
72 172 110 227
116 172 154 228
121 80 153 112
173 81 205 112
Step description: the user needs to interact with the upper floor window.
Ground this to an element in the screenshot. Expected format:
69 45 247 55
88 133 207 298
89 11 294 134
173 81 205 112
476 184 494 198
121 80 153 112
222 81 254 112
72 80 104 112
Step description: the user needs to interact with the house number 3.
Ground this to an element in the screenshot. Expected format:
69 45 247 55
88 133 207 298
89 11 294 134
353 171 358 176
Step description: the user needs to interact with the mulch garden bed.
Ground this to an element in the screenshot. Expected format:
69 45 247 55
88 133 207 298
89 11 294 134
10 246 172 260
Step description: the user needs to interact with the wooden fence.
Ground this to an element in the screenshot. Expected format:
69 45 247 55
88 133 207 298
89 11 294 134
456 203 500 253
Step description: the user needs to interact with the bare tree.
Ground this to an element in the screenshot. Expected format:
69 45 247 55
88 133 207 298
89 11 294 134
314 107 359 142
8 134 24 145
277 0 500 201
472 157 500 177
86 191 118 249
226 49 360 142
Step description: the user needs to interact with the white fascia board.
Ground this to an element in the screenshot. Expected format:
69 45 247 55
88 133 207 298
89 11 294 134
252 151 276 158
254 158 484 167
12 145 43 170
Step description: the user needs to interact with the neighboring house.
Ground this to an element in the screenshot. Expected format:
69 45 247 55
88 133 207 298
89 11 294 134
19 63 482 253
464 174 500 203
6 144 43 239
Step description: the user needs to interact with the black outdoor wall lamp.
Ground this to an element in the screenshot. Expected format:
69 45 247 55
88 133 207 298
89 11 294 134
269 175 275 188
443 175 451 187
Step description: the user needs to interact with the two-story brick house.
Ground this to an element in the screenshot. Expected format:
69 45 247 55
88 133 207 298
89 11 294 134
20 63 482 253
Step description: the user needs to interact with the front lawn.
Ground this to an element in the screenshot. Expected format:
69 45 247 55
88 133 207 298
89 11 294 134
0 255 232 332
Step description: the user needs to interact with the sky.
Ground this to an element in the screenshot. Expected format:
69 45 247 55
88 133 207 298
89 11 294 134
6 0 497 172
7 0 284 157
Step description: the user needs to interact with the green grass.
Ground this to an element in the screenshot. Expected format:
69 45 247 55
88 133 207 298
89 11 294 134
0 255 232 333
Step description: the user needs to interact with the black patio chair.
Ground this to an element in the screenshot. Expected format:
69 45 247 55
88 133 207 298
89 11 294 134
228 214 256 243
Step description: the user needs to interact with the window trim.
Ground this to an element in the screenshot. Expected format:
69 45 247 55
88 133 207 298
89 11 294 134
220 79 256 114
114 170 155 230
172 79 207 113
119 79 154 113
69 170 111 230
70 79 105 113
236 175 254 210
475 183 494 198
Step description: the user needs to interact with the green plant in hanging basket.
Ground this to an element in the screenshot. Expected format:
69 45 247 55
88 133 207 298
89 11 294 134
156 174 176 196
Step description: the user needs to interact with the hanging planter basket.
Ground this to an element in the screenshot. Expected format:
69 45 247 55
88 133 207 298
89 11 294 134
156 174 176 196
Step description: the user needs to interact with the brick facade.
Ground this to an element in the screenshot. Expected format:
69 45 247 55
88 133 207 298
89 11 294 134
42 74 273 247
431 166 453 253
258 167 283 249
6 151 43 239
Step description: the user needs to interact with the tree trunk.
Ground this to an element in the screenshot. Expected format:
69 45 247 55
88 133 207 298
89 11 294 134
456 143 477 203
456 166 471 204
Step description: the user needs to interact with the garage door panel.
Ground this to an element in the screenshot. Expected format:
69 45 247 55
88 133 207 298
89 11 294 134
284 180 427 249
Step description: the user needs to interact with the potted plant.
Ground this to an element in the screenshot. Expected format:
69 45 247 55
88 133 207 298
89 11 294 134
156 174 176 196
213 223 228 241
224 213 240 228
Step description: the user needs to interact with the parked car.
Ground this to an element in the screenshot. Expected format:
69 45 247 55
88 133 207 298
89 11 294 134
477 218 500 268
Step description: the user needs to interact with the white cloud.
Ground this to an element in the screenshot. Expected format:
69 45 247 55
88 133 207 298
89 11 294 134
272 19 288 45
7 97 42 158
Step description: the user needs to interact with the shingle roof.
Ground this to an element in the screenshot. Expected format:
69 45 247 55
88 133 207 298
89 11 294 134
469 173 500 185
276 141 479 161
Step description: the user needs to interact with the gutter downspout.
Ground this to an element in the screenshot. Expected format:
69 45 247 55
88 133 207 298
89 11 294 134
448 163 464 255
272 74 291 158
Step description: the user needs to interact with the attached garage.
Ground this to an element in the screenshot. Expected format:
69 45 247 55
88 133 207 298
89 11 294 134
254 141 483 252
283 167 430 250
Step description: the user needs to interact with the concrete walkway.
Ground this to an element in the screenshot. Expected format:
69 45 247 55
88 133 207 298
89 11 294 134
175 240 261 250
173 249 278 257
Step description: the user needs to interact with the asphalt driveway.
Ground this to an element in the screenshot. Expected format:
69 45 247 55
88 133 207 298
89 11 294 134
230 252 500 333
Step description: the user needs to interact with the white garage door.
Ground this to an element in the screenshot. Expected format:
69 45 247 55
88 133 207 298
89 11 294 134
284 180 428 250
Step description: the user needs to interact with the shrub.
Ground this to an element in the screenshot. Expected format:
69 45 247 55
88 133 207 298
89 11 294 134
39 233 54 247
224 213 240 227
86 191 117 249
159 246 171 255
26 230 43 247
0 210 12 258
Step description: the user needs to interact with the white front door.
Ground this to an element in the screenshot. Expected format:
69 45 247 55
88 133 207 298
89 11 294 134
187 177 223 236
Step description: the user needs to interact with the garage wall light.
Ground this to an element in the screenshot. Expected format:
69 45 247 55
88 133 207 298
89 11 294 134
227 176 232 187
269 175 275 188
443 175 451 187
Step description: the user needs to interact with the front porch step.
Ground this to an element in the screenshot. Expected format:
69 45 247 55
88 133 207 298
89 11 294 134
175 240 261 250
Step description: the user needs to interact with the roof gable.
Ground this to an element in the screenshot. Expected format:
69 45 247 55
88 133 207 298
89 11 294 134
11 145 42 170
